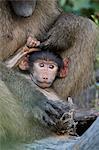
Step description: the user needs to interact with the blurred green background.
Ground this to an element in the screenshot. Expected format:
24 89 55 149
59 0 99 70
58 0 99 25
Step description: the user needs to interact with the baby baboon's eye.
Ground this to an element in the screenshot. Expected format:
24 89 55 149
39 63 44 67
49 64 54 69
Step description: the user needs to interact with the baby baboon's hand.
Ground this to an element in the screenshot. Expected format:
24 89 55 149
26 36 40 48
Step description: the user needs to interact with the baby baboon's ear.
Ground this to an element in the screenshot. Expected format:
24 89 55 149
58 58 70 78
19 55 29 70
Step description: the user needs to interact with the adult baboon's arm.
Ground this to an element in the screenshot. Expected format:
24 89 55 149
0 62 71 127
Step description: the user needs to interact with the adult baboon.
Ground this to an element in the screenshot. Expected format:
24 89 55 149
0 0 97 100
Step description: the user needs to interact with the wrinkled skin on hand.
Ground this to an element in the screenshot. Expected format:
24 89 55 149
29 97 71 128
36 99 72 131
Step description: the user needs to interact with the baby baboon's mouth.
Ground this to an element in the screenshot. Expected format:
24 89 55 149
37 80 52 88
37 80 51 85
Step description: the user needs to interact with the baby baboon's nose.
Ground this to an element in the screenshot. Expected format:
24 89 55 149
43 77 48 80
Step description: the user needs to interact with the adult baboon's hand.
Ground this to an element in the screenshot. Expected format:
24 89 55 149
36 99 71 127
39 30 54 50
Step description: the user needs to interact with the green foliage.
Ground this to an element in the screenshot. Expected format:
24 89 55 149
91 15 99 25
59 0 99 26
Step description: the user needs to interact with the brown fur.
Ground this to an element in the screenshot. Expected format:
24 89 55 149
53 14 97 98
0 0 60 60
0 0 98 100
